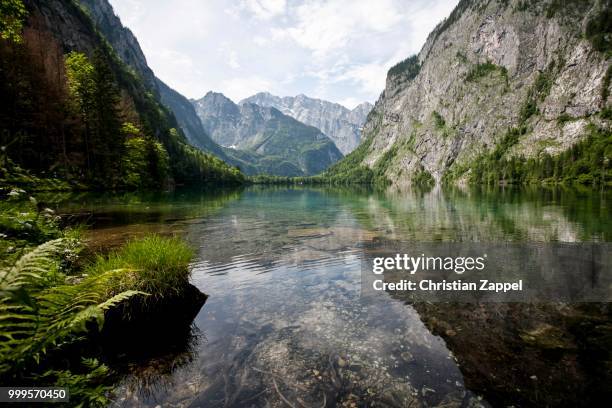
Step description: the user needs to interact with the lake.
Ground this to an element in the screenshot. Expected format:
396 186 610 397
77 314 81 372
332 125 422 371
46 185 611 407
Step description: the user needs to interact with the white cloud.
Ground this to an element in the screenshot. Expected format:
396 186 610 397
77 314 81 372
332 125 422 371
239 0 287 20
342 62 389 95
220 76 276 102
228 51 241 69
338 97 361 110
285 0 404 56
109 0 459 104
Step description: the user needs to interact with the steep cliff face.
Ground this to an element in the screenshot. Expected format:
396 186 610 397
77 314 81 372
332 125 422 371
155 79 226 155
193 92 343 176
78 0 239 166
351 0 611 187
79 0 156 90
193 92 243 147
241 92 372 154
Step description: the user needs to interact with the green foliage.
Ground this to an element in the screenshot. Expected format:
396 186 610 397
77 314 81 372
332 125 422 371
65 50 125 186
168 128 245 185
121 123 170 190
412 168 435 189
432 111 446 129
41 358 111 408
371 144 398 185
322 134 375 184
545 0 592 18
456 51 468 63
387 55 420 80
0 0 26 43
557 113 574 125
520 68 555 122
515 1 532 12
86 235 194 302
447 125 611 187
0 212 195 405
465 61 508 84
431 0 474 43
585 5 612 54
0 237 146 373
1 6 246 191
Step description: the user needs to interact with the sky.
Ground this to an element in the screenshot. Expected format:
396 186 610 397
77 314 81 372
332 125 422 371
108 0 458 109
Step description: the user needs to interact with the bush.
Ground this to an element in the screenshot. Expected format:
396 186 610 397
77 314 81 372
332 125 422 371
412 169 435 189
432 111 446 129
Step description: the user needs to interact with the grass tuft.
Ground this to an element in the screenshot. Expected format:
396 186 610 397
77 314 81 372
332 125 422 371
87 235 194 301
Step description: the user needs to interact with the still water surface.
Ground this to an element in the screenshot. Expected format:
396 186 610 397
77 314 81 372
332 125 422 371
50 186 611 407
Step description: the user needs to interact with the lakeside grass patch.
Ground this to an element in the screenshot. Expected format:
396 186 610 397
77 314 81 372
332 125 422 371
87 235 194 302
0 195 195 407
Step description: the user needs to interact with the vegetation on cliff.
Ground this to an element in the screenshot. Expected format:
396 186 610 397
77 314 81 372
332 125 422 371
0 0 244 192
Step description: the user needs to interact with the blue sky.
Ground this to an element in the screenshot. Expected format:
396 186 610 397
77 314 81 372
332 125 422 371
109 0 458 108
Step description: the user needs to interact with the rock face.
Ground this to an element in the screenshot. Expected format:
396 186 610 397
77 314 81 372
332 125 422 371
156 79 227 156
241 92 372 154
78 0 241 167
351 0 611 187
79 0 157 90
193 92 343 176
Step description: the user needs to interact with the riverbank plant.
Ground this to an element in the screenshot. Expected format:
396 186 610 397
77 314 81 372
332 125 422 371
0 190 196 405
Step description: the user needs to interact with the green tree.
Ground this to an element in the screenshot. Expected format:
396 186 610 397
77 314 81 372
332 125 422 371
0 0 27 43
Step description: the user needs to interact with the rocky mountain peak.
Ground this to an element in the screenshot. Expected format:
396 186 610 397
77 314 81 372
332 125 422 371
240 92 372 154
348 0 610 187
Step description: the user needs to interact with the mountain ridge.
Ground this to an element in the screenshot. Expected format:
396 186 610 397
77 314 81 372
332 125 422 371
193 92 343 176
327 0 611 187
241 92 372 154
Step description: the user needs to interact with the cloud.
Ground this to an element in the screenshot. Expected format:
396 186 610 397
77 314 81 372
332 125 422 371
284 0 404 56
338 97 361 110
238 0 286 19
109 0 459 104
220 76 276 102
342 62 390 96
228 51 241 69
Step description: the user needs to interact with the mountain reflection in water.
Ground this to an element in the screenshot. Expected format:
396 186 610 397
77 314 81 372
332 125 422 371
49 185 611 407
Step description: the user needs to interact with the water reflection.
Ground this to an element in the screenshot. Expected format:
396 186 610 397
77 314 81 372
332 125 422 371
51 186 611 407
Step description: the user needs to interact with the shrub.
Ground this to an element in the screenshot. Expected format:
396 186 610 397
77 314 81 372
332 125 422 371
432 111 446 129
412 169 435 189
465 61 498 81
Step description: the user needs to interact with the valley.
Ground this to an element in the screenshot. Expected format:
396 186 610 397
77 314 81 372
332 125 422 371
0 0 610 407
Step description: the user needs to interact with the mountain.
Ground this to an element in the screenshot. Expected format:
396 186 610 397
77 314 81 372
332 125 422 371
326 0 611 187
74 0 245 183
0 0 244 189
193 92 344 176
155 78 227 156
241 92 372 154
79 0 157 91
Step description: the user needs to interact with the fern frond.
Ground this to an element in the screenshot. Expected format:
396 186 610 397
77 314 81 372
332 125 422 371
0 238 69 289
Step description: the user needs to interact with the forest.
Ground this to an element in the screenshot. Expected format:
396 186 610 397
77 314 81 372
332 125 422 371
0 0 244 192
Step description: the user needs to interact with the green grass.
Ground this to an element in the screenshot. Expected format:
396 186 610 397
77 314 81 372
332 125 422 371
86 235 194 302
0 218 195 406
